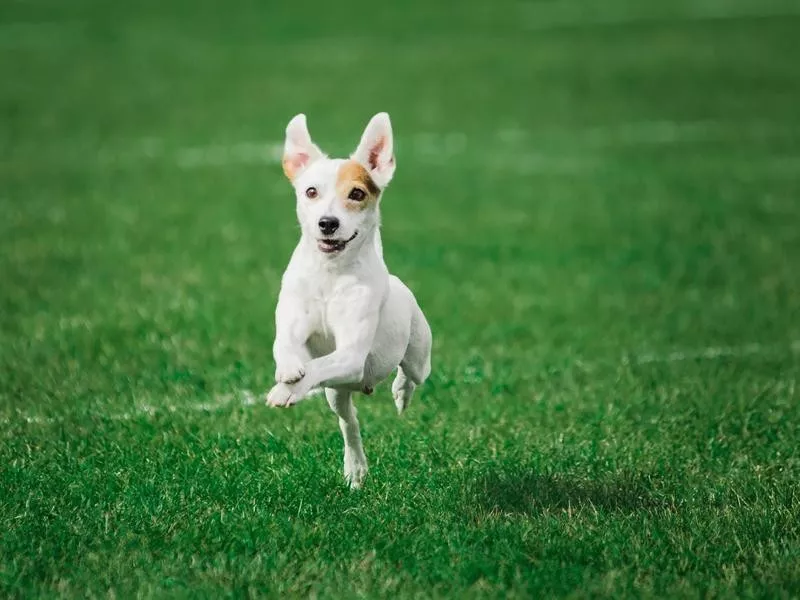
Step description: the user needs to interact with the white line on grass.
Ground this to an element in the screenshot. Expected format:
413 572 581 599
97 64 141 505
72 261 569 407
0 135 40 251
14 119 798 173
175 142 284 168
519 0 800 31
93 140 285 169
626 340 800 365
494 120 800 148
3 341 799 427
0 390 260 427
162 120 797 169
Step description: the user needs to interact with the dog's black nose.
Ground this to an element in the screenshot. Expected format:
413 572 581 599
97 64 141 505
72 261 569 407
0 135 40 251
318 216 340 235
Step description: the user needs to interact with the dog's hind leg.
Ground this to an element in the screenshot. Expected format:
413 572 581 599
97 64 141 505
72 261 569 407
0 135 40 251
391 368 415 414
325 387 368 489
392 304 432 414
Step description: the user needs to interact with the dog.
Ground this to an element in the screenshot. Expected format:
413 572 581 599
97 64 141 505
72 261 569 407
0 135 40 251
265 112 433 488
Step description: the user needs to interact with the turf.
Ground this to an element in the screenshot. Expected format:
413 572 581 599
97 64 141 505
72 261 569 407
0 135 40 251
2 0 800 597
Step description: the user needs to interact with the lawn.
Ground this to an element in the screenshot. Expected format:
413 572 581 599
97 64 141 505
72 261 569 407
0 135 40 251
2 0 800 597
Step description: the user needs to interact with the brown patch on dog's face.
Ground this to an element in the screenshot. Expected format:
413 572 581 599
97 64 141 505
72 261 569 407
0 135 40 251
336 160 381 211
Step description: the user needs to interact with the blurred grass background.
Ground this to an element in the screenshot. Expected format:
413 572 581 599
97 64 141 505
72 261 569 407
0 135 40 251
2 0 799 597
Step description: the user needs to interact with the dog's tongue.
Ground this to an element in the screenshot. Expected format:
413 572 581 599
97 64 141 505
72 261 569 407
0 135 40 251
319 238 345 253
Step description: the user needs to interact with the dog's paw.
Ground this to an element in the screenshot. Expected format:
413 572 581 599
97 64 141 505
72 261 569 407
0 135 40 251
275 356 305 384
391 371 416 414
265 382 298 408
344 451 368 489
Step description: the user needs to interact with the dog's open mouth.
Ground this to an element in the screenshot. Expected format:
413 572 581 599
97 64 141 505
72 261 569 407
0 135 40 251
317 231 358 254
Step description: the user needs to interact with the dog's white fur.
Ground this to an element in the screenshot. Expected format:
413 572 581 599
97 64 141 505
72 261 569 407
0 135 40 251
266 112 432 488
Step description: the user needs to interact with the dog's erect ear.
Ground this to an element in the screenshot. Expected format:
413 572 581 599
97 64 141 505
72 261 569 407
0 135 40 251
352 112 395 188
282 114 323 181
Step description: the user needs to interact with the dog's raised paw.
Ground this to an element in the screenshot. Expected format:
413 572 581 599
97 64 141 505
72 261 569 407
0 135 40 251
391 371 416 414
266 382 296 407
275 358 305 384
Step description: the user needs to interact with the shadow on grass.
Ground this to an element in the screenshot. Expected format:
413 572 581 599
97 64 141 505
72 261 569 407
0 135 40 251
474 470 667 515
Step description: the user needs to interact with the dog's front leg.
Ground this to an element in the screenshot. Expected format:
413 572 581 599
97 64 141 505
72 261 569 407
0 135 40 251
272 292 310 385
266 347 371 407
267 305 378 407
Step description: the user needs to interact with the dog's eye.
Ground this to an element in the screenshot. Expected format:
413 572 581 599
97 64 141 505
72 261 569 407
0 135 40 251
305 187 318 199
348 188 366 201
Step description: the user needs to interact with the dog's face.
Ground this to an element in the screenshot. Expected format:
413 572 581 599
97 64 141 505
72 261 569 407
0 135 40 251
282 113 396 256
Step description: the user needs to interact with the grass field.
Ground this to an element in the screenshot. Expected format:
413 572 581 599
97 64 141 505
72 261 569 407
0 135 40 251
2 0 800 597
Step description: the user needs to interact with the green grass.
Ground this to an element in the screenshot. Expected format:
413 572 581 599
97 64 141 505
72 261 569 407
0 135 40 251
2 0 800 597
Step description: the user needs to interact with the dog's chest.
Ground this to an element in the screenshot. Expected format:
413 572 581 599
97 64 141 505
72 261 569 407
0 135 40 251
286 264 368 358
299 290 342 358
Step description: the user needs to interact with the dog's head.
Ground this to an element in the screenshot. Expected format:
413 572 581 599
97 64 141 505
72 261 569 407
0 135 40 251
282 113 395 256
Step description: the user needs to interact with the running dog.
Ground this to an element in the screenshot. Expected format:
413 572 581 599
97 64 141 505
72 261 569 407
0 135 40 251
266 112 432 488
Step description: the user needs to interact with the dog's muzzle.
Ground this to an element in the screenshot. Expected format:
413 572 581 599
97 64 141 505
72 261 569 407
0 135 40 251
317 231 358 254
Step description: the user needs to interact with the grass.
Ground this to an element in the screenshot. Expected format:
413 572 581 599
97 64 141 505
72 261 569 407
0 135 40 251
2 0 800 596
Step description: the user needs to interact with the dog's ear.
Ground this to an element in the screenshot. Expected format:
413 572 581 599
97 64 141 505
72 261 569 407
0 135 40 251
352 112 395 188
282 114 323 181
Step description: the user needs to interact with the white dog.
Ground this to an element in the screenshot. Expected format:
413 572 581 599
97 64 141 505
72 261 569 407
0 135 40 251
266 112 432 488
